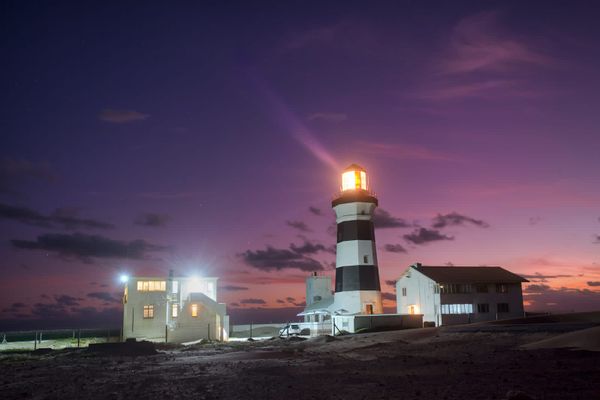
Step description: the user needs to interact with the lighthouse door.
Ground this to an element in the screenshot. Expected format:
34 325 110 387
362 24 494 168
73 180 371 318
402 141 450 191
365 304 374 314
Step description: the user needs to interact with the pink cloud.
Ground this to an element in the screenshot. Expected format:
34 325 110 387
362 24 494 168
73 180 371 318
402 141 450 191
441 11 553 74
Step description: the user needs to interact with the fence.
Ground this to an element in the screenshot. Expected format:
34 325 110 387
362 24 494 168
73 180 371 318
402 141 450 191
0 328 121 350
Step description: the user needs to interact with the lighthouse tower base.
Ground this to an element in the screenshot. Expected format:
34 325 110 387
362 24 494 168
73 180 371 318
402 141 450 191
333 290 383 315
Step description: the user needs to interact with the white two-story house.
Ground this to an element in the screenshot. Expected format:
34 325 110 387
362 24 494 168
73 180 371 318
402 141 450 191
396 263 528 326
122 272 229 342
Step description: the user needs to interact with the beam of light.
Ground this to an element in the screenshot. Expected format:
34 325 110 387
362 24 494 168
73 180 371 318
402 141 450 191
119 274 129 283
251 75 340 171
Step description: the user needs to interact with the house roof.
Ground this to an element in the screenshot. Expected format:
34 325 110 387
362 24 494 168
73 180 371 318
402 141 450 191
298 296 335 316
412 265 528 283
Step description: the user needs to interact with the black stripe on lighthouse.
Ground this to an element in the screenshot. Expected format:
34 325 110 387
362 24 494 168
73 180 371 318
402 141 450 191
335 265 381 292
336 220 375 243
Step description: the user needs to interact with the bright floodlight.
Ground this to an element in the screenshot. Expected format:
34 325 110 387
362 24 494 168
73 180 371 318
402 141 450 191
119 274 129 283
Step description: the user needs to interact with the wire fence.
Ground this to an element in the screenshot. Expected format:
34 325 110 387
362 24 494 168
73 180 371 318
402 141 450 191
0 328 121 350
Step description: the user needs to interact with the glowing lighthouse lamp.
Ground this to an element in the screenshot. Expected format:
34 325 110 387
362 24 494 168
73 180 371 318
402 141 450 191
341 165 368 192
332 164 383 316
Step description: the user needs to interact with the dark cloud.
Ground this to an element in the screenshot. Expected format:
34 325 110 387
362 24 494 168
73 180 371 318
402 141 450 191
594 235 600 244
521 272 573 282
372 208 411 229
11 232 168 261
276 299 285 304
286 297 295 303
54 294 81 307
404 228 454 245
384 243 407 253
240 239 332 272
286 220 311 232
220 285 249 291
229 302 240 308
385 280 396 287
0 158 56 194
98 109 149 123
290 241 326 255
0 203 114 230
134 213 169 228
240 246 324 272
523 284 551 293
2 302 27 314
308 206 322 216
524 286 600 313
587 281 600 287
240 298 266 305
87 292 121 303
529 216 542 226
381 292 396 302
432 212 490 229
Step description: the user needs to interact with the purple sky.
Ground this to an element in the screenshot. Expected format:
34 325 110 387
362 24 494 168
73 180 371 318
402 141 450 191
1 1 599 329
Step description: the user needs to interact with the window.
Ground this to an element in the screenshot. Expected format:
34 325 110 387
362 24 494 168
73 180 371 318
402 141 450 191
475 284 488 293
171 304 178 318
440 284 473 294
441 304 473 314
207 282 215 297
401 287 407 296
365 304 374 314
191 303 198 317
496 284 508 293
143 305 154 319
497 303 509 313
172 281 179 294
137 281 166 292
477 303 490 313
363 255 368 263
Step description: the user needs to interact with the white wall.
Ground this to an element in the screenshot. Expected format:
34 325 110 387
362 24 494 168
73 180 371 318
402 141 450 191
123 276 228 343
396 268 441 326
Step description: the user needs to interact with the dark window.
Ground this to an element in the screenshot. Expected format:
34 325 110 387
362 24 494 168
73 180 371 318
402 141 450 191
337 220 375 243
440 284 473 294
497 303 509 313
363 255 368 263
475 284 488 293
496 284 508 293
401 287 407 296
477 303 489 313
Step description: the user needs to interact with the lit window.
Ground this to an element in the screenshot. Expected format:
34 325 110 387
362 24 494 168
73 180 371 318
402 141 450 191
441 304 473 314
143 305 154 319
136 281 166 292
191 304 198 317
172 304 178 318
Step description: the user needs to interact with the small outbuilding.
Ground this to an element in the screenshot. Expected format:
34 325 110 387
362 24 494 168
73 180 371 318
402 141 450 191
396 263 528 326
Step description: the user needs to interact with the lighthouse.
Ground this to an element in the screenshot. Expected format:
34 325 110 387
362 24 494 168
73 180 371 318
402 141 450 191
332 164 383 315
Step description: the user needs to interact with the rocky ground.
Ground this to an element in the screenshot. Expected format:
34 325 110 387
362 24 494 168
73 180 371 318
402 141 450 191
0 323 599 400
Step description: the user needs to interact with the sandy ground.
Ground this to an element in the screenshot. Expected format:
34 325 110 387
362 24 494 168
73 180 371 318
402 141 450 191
1 323 599 400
